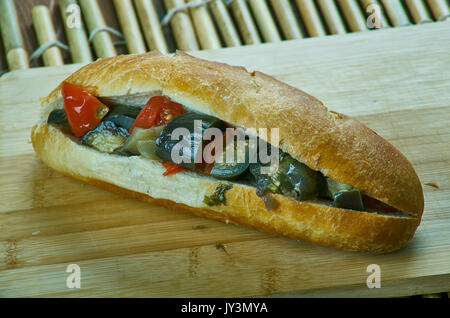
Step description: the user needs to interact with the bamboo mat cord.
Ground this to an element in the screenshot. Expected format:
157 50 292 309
426 0 450 20
380 0 411 26
161 0 214 25
404 0 433 24
31 5 65 66
29 40 69 62
88 26 124 43
209 0 242 47
79 0 117 58
294 0 327 37
229 0 261 45
316 0 347 34
163 0 200 51
186 0 222 49
269 0 303 39
59 0 93 63
248 0 281 42
0 0 29 70
113 0 147 54
134 0 169 53
359 0 390 28
336 0 368 32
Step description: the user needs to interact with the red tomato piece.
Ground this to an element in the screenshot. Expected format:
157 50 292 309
129 96 183 133
62 82 109 138
162 161 184 176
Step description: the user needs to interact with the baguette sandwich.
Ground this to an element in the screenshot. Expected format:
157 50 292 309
31 51 424 253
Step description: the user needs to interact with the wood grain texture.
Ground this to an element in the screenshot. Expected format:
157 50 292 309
0 22 449 297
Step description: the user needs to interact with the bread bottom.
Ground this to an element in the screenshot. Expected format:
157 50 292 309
31 123 420 253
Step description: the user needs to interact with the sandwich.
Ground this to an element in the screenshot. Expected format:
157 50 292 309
31 51 424 253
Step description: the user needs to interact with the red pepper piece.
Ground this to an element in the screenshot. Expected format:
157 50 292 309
62 82 109 138
162 161 184 176
129 96 183 133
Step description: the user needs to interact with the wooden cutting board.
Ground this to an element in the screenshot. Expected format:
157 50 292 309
0 22 449 298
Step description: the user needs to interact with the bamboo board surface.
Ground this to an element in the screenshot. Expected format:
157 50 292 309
0 22 449 298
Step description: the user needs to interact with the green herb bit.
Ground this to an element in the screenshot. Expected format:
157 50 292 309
203 183 233 206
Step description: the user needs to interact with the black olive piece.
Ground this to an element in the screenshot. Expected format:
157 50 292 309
104 114 135 131
107 105 142 118
155 112 226 170
47 109 71 133
277 155 324 201
210 162 250 180
82 121 129 153
250 154 326 201
249 162 280 196
334 189 364 211
210 139 250 180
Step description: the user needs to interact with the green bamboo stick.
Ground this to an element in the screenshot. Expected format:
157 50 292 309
32 5 64 66
59 0 93 63
0 0 29 70
79 0 117 58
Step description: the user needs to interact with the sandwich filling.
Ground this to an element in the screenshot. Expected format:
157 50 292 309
46 82 403 214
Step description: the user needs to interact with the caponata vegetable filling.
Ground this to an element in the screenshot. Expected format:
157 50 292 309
48 83 367 211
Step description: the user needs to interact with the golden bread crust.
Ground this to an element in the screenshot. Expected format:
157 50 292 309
32 123 420 253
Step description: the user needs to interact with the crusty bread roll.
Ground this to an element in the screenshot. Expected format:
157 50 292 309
31 51 424 253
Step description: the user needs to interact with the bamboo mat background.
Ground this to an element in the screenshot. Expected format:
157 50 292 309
0 0 175 70
0 0 449 73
